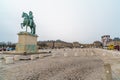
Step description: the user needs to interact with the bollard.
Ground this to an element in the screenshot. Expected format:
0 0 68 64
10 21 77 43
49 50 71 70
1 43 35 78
104 63 112 80
103 53 106 56
85 53 87 56
0 60 2 63
74 52 78 57
52 53 56 57
91 52 94 56
39 54 44 58
64 53 68 57
14 55 20 61
31 55 36 60
0 54 3 59
4 55 10 59
5 57 14 64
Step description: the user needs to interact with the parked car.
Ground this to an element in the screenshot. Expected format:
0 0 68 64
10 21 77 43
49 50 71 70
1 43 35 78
114 45 119 51
6 47 15 51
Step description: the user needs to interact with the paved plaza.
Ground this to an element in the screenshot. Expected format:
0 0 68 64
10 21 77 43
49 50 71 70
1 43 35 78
0 48 120 80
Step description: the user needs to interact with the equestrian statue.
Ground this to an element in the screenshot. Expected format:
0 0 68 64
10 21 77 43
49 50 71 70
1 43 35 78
21 11 36 34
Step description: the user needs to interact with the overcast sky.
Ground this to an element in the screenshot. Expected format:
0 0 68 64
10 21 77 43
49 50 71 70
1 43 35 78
0 0 120 43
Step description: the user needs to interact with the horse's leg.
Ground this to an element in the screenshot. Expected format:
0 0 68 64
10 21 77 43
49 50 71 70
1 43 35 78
26 26 27 32
21 23 23 29
33 27 35 34
30 26 32 34
32 27 34 34
32 24 35 34
30 26 32 33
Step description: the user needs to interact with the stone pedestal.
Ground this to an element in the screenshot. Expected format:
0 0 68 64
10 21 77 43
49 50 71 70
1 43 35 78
16 32 38 54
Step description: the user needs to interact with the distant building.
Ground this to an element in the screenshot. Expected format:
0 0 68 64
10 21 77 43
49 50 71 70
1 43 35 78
37 40 73 49
83 44 93 48
105 37 120 50
113 37 120 41
54 41 73 48
72 42 81 48
107 37 120 46
93 41 102 48
101 35 111 47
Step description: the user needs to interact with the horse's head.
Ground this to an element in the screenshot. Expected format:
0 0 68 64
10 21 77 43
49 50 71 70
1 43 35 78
22 12 28 18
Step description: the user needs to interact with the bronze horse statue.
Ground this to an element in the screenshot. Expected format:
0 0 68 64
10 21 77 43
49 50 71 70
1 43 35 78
21 11 36 34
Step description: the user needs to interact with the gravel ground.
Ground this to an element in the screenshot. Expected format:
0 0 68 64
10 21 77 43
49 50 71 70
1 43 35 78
0 55 105 80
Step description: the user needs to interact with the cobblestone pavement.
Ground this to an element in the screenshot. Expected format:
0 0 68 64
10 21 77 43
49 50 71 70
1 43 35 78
0 56 104 80
0 48 108 80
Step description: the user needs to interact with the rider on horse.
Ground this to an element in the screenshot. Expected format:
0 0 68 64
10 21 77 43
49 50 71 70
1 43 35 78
29 11 33 27
21 11 36 34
